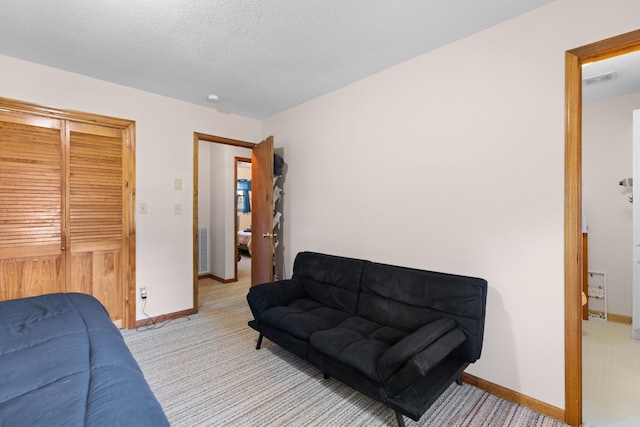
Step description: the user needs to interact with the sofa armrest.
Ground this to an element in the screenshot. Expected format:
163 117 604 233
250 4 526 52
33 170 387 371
246 279 305 320
377 317 456 382
382 327 466 397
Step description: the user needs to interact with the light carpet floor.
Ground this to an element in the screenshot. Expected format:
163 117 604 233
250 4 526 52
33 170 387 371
122 264 568 426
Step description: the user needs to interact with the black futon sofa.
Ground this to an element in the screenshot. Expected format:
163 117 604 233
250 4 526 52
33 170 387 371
247 251 487 426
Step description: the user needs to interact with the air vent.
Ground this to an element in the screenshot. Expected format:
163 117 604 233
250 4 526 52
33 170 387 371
583 71 617 86
198 226 209 274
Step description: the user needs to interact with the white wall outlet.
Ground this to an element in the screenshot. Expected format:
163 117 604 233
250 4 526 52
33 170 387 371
174 204 182 215
139 202 148 214
140 287 147 299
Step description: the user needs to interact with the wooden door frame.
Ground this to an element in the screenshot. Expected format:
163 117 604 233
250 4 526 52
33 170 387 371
192 132 255 311
564 29 640 426
0 96 137 328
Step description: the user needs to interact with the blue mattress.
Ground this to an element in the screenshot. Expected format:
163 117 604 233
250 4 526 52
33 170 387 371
0 293 168 426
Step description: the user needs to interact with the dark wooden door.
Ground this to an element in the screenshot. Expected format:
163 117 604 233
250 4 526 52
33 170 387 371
251 136 274 286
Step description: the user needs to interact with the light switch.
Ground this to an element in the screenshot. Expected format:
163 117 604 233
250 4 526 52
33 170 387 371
174 178 182 190
139 202 148 214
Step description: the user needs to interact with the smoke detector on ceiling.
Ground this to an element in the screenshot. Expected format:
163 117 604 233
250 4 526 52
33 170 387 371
583 71 617 86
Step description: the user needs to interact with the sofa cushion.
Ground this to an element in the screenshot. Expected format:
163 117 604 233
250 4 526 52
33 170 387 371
358 261 487 362
292 252 368 315
259 298 351 340
308 316 407 381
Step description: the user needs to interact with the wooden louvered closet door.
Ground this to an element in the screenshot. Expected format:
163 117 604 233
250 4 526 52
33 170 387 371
0 100 135 328
67 122 126 326
0 112 65 298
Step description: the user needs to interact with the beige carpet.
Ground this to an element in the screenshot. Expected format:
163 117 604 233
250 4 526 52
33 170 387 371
122 261 568 427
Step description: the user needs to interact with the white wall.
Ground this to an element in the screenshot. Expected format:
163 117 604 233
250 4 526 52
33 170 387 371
0 54 261 320
261 0 640 410
583 92 640 317
198 142 212 273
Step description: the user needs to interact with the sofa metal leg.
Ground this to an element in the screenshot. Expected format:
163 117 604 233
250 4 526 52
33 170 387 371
256 333 264 350
394 411 406 427
456 374 463 385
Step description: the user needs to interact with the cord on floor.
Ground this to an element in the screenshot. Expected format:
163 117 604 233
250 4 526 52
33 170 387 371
135 298 191 332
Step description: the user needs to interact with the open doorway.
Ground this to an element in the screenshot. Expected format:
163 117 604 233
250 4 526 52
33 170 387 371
564 29 640 426
192 133 254 310
192 133 276 310
197 141 251 283
581 50 640 426
235 157 252 281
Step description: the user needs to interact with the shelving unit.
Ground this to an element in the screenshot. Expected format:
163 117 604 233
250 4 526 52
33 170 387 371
272 154 285 281
587 271 607 320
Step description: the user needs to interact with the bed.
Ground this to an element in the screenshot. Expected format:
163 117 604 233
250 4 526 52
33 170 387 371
0 292 169 426
238 228 252 254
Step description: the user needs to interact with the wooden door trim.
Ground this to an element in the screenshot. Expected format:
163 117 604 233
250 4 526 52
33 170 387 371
123 121 136 329
0 96 137 329
0 96 134 128
195 132 255 148
192 132 256 312
565 29 640 426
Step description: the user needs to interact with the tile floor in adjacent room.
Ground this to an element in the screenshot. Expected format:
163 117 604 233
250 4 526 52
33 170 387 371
582 319 640 427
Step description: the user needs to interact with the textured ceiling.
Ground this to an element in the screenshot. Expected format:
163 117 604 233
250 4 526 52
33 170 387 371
0 0 556 119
